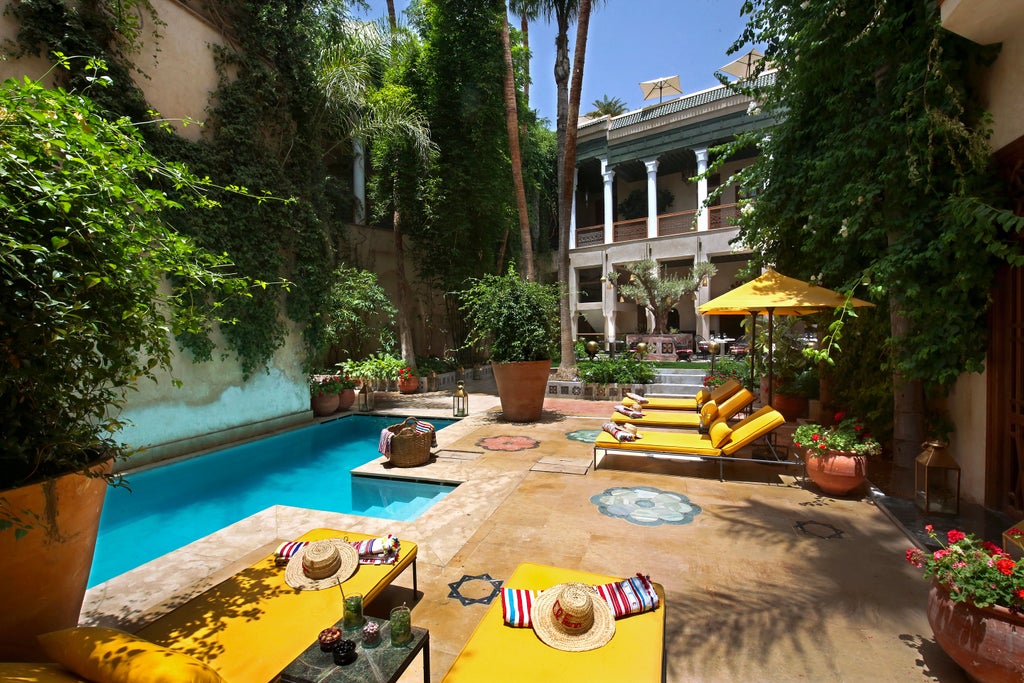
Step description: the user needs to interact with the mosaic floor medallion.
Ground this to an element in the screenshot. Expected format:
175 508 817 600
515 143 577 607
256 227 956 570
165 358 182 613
590 486 702 526
476 435 540 452
565 429 600 444
447 573 503 606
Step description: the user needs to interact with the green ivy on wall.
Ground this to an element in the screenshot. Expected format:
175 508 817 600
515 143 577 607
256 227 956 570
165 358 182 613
6 0 351 378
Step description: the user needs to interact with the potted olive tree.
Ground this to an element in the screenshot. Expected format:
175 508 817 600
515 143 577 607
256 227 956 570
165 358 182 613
460 266 560 422
0 74 255 659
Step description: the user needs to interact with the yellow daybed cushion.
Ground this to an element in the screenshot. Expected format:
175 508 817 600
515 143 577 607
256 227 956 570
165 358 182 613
441 562 665 683
36 627 223 683
720 406 786 455
611 408 700 428
136 528 417 683
621 378 742 411
0 662 89 682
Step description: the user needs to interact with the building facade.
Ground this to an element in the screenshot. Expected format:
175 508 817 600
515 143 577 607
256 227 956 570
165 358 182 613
568 73 776 350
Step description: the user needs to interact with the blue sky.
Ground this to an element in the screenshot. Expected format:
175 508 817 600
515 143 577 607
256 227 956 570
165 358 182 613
355 0 756 127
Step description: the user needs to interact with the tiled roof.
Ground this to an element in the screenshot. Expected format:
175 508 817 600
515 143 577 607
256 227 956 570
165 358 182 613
610 71 776 132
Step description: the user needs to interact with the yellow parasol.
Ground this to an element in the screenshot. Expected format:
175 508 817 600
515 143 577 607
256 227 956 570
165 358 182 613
699 270 874 404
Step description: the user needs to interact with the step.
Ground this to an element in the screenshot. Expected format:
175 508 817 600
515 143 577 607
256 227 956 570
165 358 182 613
647 383 703 396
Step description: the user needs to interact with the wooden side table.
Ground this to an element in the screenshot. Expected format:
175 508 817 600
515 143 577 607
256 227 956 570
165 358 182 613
278 616 429 683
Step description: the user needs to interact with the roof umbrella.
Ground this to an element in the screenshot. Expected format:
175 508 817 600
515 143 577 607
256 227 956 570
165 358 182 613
639 75 682 104
719 49 764 80
699 269 874 407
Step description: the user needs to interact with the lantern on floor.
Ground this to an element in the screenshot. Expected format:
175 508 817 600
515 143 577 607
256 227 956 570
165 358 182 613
915 440 960 515
356 379 375 412
453 380 468 418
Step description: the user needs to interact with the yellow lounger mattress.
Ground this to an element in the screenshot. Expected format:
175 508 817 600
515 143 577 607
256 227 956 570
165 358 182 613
441 562 665 683
622 377 742 411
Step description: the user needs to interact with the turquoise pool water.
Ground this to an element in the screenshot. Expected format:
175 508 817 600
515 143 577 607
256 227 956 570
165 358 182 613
89 415 455 587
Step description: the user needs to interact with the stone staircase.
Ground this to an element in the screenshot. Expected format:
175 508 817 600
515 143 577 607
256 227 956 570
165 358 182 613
646 367 705 398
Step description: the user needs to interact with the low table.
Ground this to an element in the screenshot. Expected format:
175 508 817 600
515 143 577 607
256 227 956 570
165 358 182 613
279 615 429 683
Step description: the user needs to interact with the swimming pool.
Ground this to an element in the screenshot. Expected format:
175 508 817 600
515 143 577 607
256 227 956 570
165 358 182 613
89 415 456 587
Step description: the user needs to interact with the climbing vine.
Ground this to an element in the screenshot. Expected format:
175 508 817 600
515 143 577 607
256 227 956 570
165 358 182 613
5 0 353 378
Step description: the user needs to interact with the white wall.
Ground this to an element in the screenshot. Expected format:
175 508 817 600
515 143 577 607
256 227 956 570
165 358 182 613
947 371 988 504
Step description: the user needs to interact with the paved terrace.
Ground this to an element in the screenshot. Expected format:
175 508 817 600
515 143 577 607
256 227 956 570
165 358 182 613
82 377 969 682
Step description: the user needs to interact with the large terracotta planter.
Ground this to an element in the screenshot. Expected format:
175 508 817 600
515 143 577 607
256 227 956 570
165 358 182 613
491 359 550 422
0 459 111 661
311 391 340 416
771 392 808 421
805 448 867 495
337 388 356 411
398 377 420 394
928 580 1024 683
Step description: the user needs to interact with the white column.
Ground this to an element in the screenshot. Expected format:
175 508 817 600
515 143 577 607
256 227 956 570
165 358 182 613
695 147 709 232
601 158 615 244
645 158 659 239
570 168 578 249
353 138 366 224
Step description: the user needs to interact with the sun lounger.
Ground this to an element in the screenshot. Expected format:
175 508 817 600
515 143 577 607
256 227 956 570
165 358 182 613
596 406 798 480
622 377 742 411
441 562 666 683
613 388 754 428
136 528 417 682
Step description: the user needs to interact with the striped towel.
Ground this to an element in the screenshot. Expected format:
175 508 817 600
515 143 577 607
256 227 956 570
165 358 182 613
501 574 659 627
274 541 308 566
602 422 637 442
614 404 644 419
594 573 660 619
624 392 649 405
378 428 394 456
351 534 400 565
414 420 438 447
501 588 540 627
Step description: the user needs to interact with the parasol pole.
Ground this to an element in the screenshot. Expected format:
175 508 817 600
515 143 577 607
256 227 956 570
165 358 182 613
767 307 775 408
749 312 757 394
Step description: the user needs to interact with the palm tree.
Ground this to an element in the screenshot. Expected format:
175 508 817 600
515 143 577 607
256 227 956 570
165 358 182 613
587 94 626 117
509 0 540 107
319 20 436 371
385 0 397 30
535 0 598 377
500 8 535 280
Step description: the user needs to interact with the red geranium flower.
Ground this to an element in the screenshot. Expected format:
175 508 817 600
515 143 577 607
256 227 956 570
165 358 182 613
996 559 1016 576
947 529 966 544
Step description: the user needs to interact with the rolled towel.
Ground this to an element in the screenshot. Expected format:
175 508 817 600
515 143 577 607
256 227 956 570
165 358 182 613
603 422 637 442
378 428 394 456
594 573 660 618
614 404 644 419
274 541 308 566
624 392 648 405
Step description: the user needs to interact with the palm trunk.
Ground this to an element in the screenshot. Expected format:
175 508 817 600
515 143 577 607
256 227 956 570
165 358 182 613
394 206 416 371
553 8 571 374
520 14 531 107
386 0 397 30
500 12 535 280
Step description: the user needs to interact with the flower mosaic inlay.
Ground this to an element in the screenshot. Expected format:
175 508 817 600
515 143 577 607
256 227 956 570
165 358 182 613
590 486 702 527
476 435 540 452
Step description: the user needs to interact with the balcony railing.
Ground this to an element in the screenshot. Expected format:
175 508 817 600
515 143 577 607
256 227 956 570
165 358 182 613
572 202 743 248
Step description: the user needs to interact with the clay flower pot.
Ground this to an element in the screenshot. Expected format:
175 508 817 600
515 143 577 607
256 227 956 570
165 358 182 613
311 391 340 416
805 448 867 495
397 376 419 394
928 580 1024 683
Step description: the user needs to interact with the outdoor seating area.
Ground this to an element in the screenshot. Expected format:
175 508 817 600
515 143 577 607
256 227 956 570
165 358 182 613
26 377 978 683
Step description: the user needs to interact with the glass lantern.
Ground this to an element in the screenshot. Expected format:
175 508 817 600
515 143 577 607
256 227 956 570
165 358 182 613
453 380 468 418
915 441 960 515
356 380 375 412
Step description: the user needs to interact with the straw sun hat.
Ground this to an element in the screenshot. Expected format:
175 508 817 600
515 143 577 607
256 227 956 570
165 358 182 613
284 539 359 591
531 583 615 652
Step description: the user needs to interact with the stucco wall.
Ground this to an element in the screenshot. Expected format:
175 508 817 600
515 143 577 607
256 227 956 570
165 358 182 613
947 370 988 504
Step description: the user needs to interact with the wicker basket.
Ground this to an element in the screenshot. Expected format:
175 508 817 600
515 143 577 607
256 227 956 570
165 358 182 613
386 417 434 468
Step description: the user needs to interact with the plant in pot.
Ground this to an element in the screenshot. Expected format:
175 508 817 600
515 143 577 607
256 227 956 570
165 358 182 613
0 73 258 658
397 366 419 394
749 316 812 419
309 375 356 415
459 265 559 422
792 412 882 495
905 526 1024 683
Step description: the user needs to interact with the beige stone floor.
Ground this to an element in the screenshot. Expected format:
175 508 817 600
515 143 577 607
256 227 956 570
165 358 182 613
81 380 968 683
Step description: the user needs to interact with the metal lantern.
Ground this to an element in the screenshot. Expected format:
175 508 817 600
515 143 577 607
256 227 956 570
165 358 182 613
453 380 469 418
356 380 375 412
915 441 960 515
584 340 599 360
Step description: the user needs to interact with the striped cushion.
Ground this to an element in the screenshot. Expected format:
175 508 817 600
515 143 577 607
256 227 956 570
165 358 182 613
594 574 660 619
